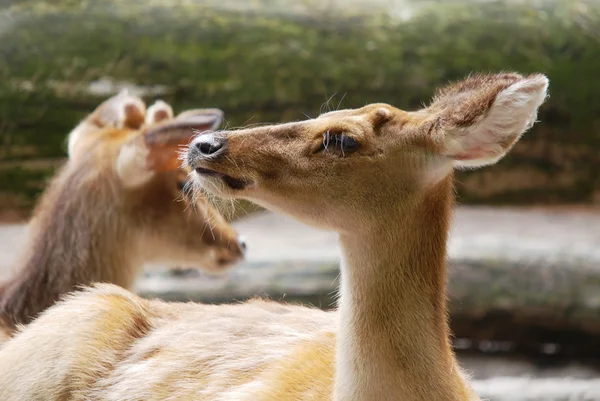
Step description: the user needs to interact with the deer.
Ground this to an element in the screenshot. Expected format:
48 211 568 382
0 72 548 400
0 92 246 342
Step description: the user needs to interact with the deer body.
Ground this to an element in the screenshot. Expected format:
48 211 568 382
0 73 548 400
0 94 245 338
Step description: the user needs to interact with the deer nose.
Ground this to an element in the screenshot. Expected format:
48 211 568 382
194 132 227 158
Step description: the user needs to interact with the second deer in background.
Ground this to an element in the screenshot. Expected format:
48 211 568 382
0 92 246 340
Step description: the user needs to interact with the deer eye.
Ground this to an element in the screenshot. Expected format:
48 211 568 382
337 133 358 149
320 131 359 156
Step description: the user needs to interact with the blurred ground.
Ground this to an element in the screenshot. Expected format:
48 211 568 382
1 205 600 398
2 205 598 277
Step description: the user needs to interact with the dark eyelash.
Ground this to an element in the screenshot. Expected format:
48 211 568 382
320 130 358 156
322 130 332 151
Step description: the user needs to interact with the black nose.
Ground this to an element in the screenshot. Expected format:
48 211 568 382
194 133 227 157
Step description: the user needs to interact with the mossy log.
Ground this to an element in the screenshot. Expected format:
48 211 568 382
1 0 599 216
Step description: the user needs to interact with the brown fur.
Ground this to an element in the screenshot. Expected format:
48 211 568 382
0 94 244 337
0 73 548 400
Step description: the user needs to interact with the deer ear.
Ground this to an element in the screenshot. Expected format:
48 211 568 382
145 100 174 125
68 91 146 158
115 108 224 188
143 109 224 172
432 73 549 169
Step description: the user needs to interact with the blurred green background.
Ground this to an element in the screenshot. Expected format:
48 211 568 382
1 0 599 219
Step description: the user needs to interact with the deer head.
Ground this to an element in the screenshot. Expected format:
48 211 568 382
67 92 246 272
187 73 548 233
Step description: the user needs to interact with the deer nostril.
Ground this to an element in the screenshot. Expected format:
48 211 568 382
195 134 226 157
199 142 218 154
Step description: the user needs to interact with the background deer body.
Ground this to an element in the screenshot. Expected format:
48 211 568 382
0 94 245 339
0 73 548 400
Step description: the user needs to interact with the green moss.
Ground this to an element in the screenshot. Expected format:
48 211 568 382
0 164 56 213
1 0 598 211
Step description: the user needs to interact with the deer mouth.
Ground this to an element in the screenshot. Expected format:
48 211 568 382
194 167 249 191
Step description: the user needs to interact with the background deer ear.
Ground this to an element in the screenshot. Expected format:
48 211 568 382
116 108 224 187
145 100 174 126
68 91 146 158
143 108 224 172
430 73 549 169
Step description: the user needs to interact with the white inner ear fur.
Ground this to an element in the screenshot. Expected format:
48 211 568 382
115 142 155 188
423 157 454 188
445 75 549 169
145 100 174 125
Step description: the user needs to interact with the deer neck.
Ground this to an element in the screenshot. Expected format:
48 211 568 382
334 176 474 400
0 169 142 328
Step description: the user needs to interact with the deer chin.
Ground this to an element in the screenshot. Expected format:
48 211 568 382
158 247 243 277
194 261 237 276
193 167 253 196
